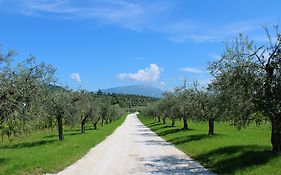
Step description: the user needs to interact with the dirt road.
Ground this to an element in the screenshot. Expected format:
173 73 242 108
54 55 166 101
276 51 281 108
55 114 214 175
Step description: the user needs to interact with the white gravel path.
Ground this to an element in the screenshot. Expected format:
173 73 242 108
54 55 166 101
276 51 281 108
54 113 215 175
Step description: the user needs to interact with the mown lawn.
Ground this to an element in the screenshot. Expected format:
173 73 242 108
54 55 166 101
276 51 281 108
0 117 125 175
138 115 281 175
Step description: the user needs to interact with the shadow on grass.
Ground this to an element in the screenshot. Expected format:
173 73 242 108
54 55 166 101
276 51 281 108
0 157 9 164
157 128 193 136
0 139 57 149
43 132 82 139
167 134 217 145
146 122 162 128
154 125 175 130
64 127 95 132
195 145 278 174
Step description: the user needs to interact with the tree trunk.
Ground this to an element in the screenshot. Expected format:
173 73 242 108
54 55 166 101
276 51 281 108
49 118 53 131
157 117 161 122
81 119 86 134
81 114 90 134
171 120 175 127
183 117 188 130
81 118 86 134
101 118 104 126
264 65 281 151
162 118 166 124
271 117 281 152
93 118 100 130
208 118 215 135
8 132 11 142
81 122 85 134
94 122 98 129
110 119 112 123
57 114 64 141
106 119 108 124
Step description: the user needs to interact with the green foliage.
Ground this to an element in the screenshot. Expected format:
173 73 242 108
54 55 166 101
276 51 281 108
174 82 199 119
0 117 125 175
0 50 126 141
209 25 281 151
139 115 280 175
140 25 281 151
0 54 56 140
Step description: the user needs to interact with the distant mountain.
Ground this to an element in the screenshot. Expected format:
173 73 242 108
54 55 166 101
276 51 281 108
102 85 163 98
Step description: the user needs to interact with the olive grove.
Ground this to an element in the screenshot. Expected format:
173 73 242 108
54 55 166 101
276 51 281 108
0 51 127 141
140 25 281 152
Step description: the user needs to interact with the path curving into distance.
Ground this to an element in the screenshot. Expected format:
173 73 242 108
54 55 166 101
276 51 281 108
55 114 215 175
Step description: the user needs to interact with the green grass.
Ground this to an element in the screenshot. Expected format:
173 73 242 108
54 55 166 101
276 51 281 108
138 115 281 175
0 117 125 175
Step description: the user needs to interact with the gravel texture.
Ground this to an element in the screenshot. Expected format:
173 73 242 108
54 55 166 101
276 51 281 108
54 113 215 175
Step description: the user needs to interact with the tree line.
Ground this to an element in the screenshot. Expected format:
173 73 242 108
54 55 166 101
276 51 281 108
140 25 281 152
0 51 156 142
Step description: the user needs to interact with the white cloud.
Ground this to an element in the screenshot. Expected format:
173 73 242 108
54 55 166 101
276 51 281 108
70 73 81 82
180 67 204 74
165 21 265 43
160 81 166 87
0 0 169 30
117 64 162 82
0 1 271 43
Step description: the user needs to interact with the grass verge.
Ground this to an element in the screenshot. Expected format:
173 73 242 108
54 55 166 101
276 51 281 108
138 115 281 175
0 117 125 175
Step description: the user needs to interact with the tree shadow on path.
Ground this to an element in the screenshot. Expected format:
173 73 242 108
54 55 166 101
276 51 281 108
141 155 214 175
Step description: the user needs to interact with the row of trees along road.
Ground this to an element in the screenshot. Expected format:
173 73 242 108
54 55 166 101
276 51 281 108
140 25 281 152
0 51 154 141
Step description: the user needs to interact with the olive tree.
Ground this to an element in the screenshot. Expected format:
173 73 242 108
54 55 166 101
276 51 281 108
162 92 181 127
15 58 56 133
209 25 281 151
0 52 56 140
140 102 159 120
70 91 95 133
0 51 15 140
46 89 71 141
107 104 123 123
195 88 220 135
91 99 102 130
174 82 198 130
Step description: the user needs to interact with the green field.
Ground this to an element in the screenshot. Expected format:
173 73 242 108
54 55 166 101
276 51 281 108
138 115 281 175
0 117 125 175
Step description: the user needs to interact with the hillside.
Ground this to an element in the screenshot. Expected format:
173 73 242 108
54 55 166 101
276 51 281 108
102 85 163 98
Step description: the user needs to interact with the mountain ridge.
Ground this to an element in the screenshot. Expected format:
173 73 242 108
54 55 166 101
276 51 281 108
102 85 163 98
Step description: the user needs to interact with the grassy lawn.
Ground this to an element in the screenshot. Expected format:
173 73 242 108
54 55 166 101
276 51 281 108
138 115 281 175
0 117 125 175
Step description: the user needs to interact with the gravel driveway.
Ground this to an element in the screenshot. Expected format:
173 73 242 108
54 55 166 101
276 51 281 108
54 113 215 175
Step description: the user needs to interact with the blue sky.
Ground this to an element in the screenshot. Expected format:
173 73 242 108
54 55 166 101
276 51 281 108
0 0 280 91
